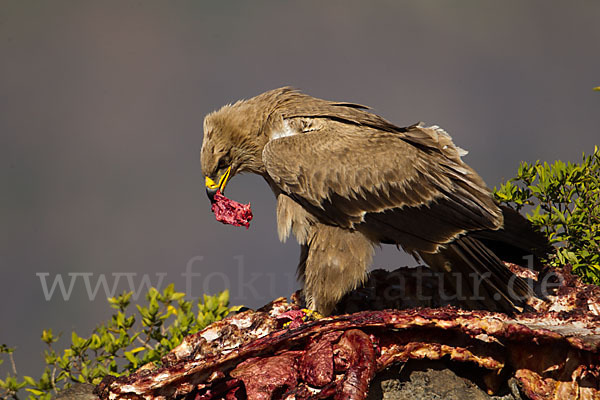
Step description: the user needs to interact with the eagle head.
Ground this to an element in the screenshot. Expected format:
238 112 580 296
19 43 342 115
201 99 271 202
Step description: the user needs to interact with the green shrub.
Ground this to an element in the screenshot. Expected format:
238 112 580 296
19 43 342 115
494 147 600 284
0 285 241 399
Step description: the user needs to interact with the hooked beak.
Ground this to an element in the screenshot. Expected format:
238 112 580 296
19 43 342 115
206 187 218 203
205 166 231 203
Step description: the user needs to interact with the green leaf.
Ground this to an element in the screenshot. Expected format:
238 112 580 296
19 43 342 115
23 376 37 387
124 351 138 368
171 292 185 302
129 347 146 354
41 329 58 345
217 290 229 305
163 283 175 299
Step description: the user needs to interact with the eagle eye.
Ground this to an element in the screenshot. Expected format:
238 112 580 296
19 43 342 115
217 155 230 171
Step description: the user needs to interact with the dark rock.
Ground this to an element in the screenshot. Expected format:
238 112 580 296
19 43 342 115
367 360 522 400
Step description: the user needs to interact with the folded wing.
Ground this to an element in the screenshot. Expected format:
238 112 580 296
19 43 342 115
263 119 502 254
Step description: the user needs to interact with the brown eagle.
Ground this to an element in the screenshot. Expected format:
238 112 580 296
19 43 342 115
201 87 549 315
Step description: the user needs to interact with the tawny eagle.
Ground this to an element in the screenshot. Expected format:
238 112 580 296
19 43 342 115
201 87 548 315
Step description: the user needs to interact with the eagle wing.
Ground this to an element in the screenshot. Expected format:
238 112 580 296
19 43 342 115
262 118 503 254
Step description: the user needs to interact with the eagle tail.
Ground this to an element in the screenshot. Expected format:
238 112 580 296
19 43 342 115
420 207 552 313
420 235 536 314
470 205 553 270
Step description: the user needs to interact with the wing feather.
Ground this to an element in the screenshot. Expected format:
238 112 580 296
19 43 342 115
263 118 502 253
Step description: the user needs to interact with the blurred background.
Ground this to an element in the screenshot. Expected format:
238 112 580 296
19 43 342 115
1 0 599 380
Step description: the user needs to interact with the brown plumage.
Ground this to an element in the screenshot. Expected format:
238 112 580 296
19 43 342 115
201 87 550 315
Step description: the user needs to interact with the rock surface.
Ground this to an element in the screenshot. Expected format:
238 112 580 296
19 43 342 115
367 361 522 400
59 265 600 400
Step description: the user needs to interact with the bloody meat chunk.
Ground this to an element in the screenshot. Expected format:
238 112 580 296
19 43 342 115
211 190 253 228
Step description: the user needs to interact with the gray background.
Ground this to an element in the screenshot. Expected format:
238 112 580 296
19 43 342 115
2 1 599 381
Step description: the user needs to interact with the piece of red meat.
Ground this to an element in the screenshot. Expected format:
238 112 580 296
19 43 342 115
333 329 377 400
210 190 253 228
299 332 343 388
230 352 302 400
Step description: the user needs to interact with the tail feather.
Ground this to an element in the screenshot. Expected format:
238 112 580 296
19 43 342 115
420 235 534 313
471 205 553 269
419 206 551 313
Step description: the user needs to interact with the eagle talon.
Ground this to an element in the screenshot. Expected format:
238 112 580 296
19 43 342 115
279 308 323 329
302 308 324 320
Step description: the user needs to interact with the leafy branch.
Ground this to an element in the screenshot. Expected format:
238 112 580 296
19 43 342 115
494 147 600 284
0 286 240 399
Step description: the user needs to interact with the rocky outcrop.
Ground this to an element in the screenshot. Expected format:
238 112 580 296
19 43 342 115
90 265 599 400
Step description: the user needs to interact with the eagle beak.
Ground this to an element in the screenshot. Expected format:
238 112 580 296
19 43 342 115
206 186 217 203
205 166 231 203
